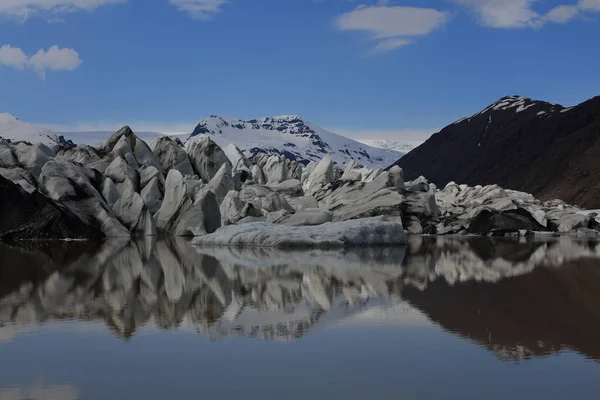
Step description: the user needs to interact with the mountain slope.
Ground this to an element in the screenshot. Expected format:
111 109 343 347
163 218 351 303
391 95 600 208
189 115 403 167
0 113 74 148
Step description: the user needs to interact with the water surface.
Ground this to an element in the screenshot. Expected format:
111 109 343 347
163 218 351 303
1 237 600 399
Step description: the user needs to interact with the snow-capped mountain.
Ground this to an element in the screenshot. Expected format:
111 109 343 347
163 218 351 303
0 113 74 148
361 139 423 154
188 115 403 167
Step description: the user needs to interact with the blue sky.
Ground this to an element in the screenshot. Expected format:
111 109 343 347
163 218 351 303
1 0 599 140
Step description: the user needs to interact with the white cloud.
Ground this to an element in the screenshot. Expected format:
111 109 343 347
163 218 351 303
29 45 82 79
336 5 449 53
579 0 600 11
0 44 28 69
454 0 593 28
545 5 579 23
337 6 449 39
0 44 82 79
0 0 124 20
454 0 542 28
371 38 412 54
170 0 227 19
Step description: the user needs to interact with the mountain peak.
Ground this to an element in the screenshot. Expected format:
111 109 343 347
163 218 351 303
189 114 402 167
477 95 561 117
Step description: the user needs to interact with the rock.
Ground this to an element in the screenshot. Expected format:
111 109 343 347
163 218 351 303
279 209 333 226
198 162 236 205
332 165 342 182
175 190 221 236
150 136 195 177
261 192 294 213
103 126 163 171
105 156 139 194
265 209 292 223
387 166 404 190
192 216 406 248
315 178 405 222
404 215 424 234
222 143 250 172
140 176 164 215
269 179 303 197
0 174 104 240
363 168 384 182
15 142 55 180
233 170 250 189
467 209 546 235
287 195 319 212
552 213 594 233
56 145 101 165
109 132 139 169
236 216 266 224
132 135 164 173
139 165 164 190
256 154 302 184
341 163 363 182
154 169 195 232
112 187 157 236
303 155 334 194
0 167 36 193
185 135 231 182
220 190 245 225
406 176 429 192
100 177 120 207
239 184 272 210
0 141 18 168
251 164 267 185
39 159 130 237
403 190 440 219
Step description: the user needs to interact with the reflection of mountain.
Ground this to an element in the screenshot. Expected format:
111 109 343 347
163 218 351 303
1 237 600 362
403 257 600 361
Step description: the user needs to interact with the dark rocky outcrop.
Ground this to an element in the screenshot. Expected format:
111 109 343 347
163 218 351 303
0 174 104 240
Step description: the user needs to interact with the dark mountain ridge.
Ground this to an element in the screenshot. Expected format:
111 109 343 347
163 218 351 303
392 95 600 208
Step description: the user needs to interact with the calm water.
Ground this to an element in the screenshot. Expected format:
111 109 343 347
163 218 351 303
1 236 600 399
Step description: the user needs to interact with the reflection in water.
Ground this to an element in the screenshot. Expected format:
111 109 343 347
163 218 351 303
1 236 600 362
0 379 78 400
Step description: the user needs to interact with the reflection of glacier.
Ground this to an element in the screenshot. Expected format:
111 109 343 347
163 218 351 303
1 236 600 360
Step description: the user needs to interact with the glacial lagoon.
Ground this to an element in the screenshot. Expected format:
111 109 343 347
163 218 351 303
1 237 600 399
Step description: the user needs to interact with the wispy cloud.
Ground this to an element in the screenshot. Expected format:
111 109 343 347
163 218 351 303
578 0 600 11
0 44 82 80
0 0 125 20
170 0 228 19
335 5 449 54
454 0 598 29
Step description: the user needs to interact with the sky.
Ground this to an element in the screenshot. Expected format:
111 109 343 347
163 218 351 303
1 0 599 141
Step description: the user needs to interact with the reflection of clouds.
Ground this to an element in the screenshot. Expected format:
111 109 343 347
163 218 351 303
0 380 78 400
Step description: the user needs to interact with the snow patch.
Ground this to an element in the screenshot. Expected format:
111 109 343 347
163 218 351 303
188 115 402 168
